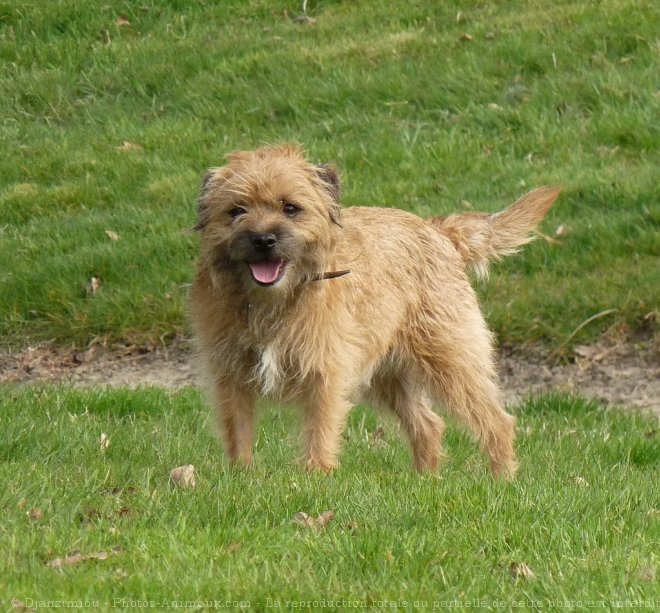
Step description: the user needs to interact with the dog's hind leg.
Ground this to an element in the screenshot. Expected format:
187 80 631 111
367 368 445 472
211 375 255 466
408 314 518 478
432 366 517 478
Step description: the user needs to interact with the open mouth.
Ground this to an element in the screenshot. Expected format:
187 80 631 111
247 259 287 286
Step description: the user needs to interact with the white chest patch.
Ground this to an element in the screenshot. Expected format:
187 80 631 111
253 344 282 396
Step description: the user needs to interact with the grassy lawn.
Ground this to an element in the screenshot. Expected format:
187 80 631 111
2 2 658 609
0 0 657 350
1 386 658 606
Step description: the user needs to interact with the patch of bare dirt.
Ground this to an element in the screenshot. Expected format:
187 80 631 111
0 339 195 390
498 339 659 417
1 337 658 417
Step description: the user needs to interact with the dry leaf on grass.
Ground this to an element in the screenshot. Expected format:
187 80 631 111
115 17 130 26
316 510 335 527
116 141 141 152
85 276 101 297
99 432 110 452
292 511 313 526
48 546 123 568
504 83 530 104
170 464 196 488
79 505 131 525
105 230 120 241
638 565 656 582
509 561 535 580
569 475 589 487
293 15 316 25
460 33 474 42
369 425 387 448
28 508 44 522
292 510 335 530
78 507 102 525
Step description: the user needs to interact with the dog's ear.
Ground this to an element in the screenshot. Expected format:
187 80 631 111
315 163 341 202
193 170 214 232
314 164 342 226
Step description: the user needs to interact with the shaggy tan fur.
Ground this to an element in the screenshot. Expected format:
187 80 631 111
189 145 560 476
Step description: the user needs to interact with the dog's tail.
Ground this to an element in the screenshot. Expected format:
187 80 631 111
428 187 561 277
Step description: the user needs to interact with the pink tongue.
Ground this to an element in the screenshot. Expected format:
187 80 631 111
249 260 283 284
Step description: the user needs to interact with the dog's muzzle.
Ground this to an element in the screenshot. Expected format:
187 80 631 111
246 233 287 286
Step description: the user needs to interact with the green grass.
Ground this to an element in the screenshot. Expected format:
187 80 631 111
1 0 658 350
2 5 657 604
1 385 658 605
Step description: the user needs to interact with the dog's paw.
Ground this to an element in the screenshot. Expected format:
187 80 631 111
227 455 253 470
491 457 518 480
304 458 337 475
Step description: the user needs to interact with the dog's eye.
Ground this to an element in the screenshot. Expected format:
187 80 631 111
229 206 247 220
282 203 301 218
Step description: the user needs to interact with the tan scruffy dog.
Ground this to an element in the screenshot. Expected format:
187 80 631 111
189 145 560 477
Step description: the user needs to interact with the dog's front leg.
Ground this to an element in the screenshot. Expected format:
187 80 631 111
302 382 352 473
213 376 255 466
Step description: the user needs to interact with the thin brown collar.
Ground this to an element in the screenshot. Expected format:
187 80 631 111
243 270 350 322
311 269 351 281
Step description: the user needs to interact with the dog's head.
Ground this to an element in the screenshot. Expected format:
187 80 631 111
194 145 342 293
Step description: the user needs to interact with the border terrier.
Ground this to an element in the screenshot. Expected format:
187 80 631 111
190 145 559 477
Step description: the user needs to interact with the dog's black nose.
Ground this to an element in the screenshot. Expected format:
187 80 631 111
250 233 277 252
